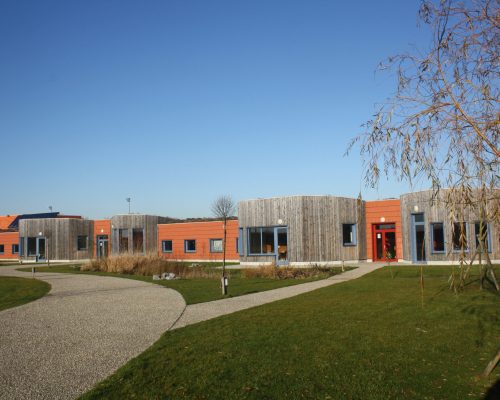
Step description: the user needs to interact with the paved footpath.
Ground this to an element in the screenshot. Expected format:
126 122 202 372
0 266 186 400
172 263 384 329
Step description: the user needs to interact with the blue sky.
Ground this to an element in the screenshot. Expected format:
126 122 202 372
0 1 432 219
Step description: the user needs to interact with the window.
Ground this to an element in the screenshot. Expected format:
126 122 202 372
430 223 445 253
185 239 196 253
132 229 144 253
77 235 88 250
342 224 357 246
119 229 129 253
452 222 468 251
0 244 4 254
27 237 37 256
210 239 223 253
12 244 19 254
248 227 276 255
237 228 244 255
162 240 173 253
19 237 24 256
474 222 492 253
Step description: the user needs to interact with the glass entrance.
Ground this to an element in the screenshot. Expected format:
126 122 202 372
373 224 397 261
276 227 288 265
37 237 46 261
411 213 426 262
97 235 109 258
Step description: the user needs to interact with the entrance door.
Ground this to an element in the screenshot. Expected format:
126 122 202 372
275 227 288 266
411 213 426 262
373 224 397 261
37 237 46 261
97 235 109 258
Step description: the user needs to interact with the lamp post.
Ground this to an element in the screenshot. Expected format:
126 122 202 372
126 197 131 214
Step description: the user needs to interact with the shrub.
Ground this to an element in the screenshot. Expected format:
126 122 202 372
240 264 338 280
82 253 219 279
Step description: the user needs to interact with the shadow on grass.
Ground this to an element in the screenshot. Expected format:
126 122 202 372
484 379 500 400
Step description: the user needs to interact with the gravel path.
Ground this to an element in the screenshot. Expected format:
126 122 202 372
0 266 186 400
171 263 384 329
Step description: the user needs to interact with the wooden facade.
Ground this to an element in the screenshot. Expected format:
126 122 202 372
238 196 366 265
110 214 170 255
19 218 94 261
400 189 499 263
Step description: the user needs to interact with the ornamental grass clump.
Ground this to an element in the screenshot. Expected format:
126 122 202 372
82 253 218 279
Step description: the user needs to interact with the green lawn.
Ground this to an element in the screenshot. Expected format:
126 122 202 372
80 265 500 400
17 265 350 304
0 276 51 311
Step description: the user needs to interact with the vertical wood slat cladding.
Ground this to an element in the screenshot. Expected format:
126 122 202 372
400 189 499 262
110 215 167 254
19 218 94 260
238 196 366 263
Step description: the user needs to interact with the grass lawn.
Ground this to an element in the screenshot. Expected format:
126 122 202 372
17 265 351 304
80 265 500 400
0 276 51 311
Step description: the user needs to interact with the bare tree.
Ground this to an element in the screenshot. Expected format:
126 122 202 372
348 0 499 287
211 195 236 295
348 0 499 375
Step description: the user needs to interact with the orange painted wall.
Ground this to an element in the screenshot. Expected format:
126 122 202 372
0 231 20 259
365 200 403 261
93 219 111 257
158 220 239 261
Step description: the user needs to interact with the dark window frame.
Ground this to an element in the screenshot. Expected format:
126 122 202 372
162 240 173 253
77 235 88 251
184 239 196 253
430 222 445 254
342 223 357 246
12 244 19 254
451 222 469 252
0 244 4 254
210 238 223 253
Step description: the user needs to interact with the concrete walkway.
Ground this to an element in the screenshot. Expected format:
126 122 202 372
0 266 186 400
171 263 384 329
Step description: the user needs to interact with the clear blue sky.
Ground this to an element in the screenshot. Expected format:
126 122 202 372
0 0 432 219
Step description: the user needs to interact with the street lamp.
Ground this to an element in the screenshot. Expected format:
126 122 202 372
126 197 131 214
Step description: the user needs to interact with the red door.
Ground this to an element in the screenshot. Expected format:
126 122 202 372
373 224 397 261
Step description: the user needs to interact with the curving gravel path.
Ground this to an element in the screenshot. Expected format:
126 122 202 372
0 265 186 400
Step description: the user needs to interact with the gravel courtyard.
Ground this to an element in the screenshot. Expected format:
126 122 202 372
0 265 186 400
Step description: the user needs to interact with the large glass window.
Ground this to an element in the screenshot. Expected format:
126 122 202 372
474 222 491 253
452 222 468 251
210 239 223 253
430 223 445 253
27 237 37 256
248 227 277 255
119 229 129 253
77 235 88 250
132 229 144 253
342 224 357 246
19 237 24 256
162 240 172 253
185 239 196 253
0 244 4 254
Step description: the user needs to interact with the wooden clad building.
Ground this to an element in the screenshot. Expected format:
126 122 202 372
19 218 94 261
110 214 170 255
400 189 499 263
238 195 366 265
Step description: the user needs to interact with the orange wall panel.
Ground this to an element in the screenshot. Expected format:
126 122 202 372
158 220 239 261
0 231 20 259
93 219 111 257
365 200 403 261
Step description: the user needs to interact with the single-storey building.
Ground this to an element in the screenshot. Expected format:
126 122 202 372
238 195 366 266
